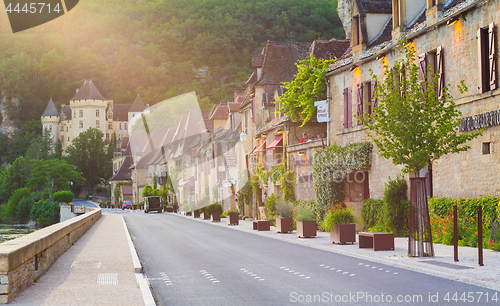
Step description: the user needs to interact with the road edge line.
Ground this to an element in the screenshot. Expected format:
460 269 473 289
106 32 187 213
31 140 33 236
121 216 156 306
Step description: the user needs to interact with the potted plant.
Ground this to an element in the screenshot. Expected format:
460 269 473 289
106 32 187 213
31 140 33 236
275 201 294 233
193 209 200 218
295 204 316 238
226 208 239 225
206 203 222 222
322 204 357 244
200 207 210 220
132 203 138 210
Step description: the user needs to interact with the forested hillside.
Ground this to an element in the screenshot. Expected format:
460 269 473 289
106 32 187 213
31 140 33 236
0 0 344 160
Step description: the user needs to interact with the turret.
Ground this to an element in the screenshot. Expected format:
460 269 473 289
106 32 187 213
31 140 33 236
41 98 60 143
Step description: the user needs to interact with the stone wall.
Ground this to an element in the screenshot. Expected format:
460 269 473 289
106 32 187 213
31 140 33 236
0 208 101 303
327 0 500 200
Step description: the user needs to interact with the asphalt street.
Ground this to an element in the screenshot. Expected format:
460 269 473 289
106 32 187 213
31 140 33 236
109 210 500 306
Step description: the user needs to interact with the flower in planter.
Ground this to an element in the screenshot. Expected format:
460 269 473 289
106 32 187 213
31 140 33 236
276 201 294 219
321 203 356 232
226 208 239 215
295 204 315 221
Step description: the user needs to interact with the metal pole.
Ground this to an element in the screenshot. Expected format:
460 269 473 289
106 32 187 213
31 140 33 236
454 205 458 262
478 205 484 266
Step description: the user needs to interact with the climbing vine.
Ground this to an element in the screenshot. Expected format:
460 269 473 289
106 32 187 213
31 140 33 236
312 142 372 215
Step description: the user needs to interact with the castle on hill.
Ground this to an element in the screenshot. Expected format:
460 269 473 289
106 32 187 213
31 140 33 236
41 80 146 151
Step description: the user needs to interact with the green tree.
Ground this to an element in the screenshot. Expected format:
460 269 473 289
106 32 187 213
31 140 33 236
30 199 60 227
66 128 113 192
52 139 63 159
1 187 32 222
29 158 83 200
279 55 336 126
360 39 482 174
3 156 31 198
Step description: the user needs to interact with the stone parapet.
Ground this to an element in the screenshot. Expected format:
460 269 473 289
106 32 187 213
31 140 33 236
0 208 101 303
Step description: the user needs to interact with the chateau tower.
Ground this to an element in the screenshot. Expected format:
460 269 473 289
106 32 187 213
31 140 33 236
69 80 110 141
41 97 60 143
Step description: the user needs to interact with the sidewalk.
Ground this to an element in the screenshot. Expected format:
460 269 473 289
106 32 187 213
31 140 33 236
10 213 151 305
182 214 500 292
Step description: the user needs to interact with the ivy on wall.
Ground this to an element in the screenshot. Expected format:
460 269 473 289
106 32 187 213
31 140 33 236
312 142 373 214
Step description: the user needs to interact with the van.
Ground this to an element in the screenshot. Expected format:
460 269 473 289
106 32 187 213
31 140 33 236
145 196 163 213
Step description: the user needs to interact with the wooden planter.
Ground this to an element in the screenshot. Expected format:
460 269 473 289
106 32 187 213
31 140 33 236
186 211 192 216
227 214 239 225
211 212 221 222
330 223 356 244
296 220 316 238
276 217 293 233
193 211 200 218
202 212 210 220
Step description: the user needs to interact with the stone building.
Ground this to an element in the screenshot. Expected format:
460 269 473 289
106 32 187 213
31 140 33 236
325 0 500 212
40 80 145 152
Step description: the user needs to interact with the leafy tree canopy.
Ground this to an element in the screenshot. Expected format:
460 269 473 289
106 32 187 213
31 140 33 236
279 55 336 126
65 128 112 192
360 39 482 174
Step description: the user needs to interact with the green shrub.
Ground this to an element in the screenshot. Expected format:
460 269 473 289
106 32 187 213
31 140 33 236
361 198 385 229
321 204 356 232
226 208 239 215
205 203 222 216
199 206 206 214
30 199 60 227
53 190 74 203
266 193 281 218
383 176 409 236
295 203 315 221
275 201 294 218
16 196 34 223
2 187 32 222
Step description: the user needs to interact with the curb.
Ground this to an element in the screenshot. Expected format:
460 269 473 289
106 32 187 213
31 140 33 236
121 216 156 306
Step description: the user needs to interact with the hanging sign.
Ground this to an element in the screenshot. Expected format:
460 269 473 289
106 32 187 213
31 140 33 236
314 100 331 123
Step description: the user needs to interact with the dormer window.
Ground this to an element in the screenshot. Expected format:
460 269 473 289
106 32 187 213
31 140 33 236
353 16 361 46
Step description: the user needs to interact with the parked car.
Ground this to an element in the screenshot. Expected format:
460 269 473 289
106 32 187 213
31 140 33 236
122 201 133 210
145 196 163 213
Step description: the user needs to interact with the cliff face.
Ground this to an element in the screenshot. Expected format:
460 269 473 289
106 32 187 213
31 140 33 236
337 0 352 40
0 98 19 139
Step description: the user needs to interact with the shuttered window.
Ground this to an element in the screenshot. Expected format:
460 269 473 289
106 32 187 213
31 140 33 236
436 46 444 99
343 87 352 128
369 80 377 115
478 23 497 93
357 83 363 125
418 46 444 100
419 53 428 94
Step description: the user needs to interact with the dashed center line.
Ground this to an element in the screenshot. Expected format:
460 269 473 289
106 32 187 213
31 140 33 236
320 264 355 277
159 272 173 286
240 268 265 281
359 263 397 274
280 266 311 279
200 270 220 283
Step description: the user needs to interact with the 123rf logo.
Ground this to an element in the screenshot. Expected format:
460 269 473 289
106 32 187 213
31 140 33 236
3 0 78 33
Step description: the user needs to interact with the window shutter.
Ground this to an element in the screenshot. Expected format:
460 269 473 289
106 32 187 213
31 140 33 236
436 46 444 99
489 23 496 91
478 28 487 93
252 97 256 122
370 80 377 115
418 53 428 94
357 83 363 125
343 88 349 128
348 87 352 128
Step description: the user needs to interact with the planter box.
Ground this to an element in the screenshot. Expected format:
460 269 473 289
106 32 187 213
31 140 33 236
202 212 210 220
227 214 239 225
330 223 356 244
193 211 200 218
296 220 316 238
186 211 192 216
211 212 221 222
165 206 174 212
276 217 293 233
253 220 270 231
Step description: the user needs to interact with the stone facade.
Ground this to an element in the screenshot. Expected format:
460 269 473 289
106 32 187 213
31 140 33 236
326 0 500 202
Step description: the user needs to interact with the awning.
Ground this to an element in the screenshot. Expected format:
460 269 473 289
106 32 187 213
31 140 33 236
254 140 266 154
179 176 194 187
266 135 283 151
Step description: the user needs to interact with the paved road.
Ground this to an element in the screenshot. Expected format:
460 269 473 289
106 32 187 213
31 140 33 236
110 210 500 305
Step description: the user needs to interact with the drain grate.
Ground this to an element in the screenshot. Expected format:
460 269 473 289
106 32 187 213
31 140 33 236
97 273 119 284
421 260 472 270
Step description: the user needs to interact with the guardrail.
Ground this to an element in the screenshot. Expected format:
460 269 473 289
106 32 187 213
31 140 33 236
0 207 101 303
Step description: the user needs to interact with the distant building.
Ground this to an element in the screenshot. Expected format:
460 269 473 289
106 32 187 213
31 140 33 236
40 80 146 152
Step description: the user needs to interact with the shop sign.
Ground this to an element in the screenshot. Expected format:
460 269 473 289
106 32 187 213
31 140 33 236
459 110 500 132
